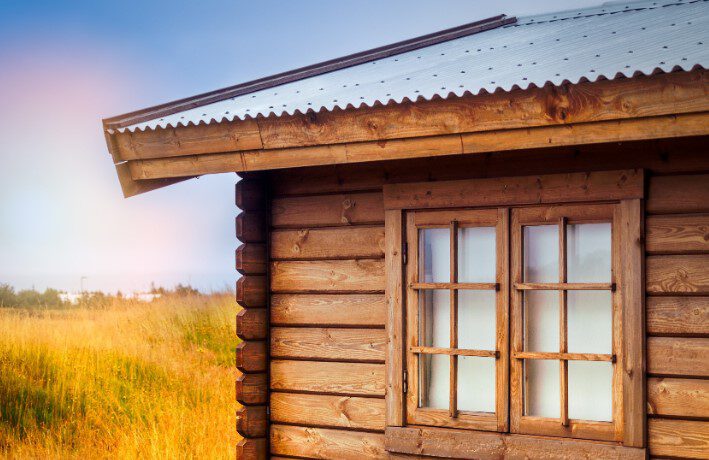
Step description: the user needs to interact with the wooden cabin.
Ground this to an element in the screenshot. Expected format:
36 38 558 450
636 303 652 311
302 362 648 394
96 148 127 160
102 1 709 458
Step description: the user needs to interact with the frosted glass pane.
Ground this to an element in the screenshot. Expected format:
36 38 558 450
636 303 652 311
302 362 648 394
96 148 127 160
569 361 613 421
524 225 559 282
458 226 496 283
458 291 496 350
458 356 495 413
567 223 611 283
525 360 560 418
568 291 612 354
419 354 449 409
419 290 450 348
420 228 449 283
524 291 559 352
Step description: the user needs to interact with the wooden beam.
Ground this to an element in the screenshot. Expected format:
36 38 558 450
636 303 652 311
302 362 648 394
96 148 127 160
647 337 709 377
236 405 268 438
236 308 268 340
236 341 267 373
385 209 405 427
270 360 386 396
649 419 709 459
236 438 267 460
270 327 386 362
235 373 268 406
647 297 709 336
236 275 267 307
647 255 709 295
271 192 384 228
271 424 387 459
236 243 267 275
647 377 709 418
270 293 386 327
270 392 385 431
270 259 385 293
647 174 709 215
646 214 709 254
270 226 385 260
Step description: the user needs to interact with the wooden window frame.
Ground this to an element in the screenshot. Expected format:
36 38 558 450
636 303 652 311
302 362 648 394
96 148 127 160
404 208 509 432
384 169 645 453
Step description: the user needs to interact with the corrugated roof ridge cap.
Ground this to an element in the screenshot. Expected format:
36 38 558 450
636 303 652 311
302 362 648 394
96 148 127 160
512 0 688 26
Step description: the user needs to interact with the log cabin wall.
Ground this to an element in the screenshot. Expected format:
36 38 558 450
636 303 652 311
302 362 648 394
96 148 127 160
263 137 709 460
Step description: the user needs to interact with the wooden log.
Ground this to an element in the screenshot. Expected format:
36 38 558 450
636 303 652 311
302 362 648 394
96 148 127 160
270 294 386 327
646 214 709 254
236 308 268 340
647 174 709 215
271 192 384 228
270 327 386 362
647 255 709 295
236 212 267 243
384 169 643 210
236 178 268 211
235 373 268 406
236 341 267 374
236 405 268 438
236 243 267 275
385 426 646 460
236 437 268 460
271 259 385 293
270 392 386 431
270 226 385 260
648 337 709 377
649 419 709 459
270 424 387 460
647 377 709 418
236 275 267 307
647 297 709 336
270 360 385 396
385 209 405 427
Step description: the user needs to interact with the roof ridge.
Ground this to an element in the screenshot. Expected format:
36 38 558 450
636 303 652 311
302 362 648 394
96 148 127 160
512 0 689 26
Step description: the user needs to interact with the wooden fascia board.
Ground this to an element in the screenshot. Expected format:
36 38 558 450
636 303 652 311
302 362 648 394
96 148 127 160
109 69 708 163
127 111 709 180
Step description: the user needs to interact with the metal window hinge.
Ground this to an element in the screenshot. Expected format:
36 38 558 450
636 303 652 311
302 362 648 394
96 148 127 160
402 242 408 265
403 371 408 394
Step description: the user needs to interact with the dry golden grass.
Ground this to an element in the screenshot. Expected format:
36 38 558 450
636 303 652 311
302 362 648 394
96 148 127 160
0 294 238 459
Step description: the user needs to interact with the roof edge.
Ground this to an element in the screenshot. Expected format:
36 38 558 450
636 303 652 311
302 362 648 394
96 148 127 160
103 14 515 131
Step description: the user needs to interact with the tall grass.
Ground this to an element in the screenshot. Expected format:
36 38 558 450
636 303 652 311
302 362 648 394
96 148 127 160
0 294 238 459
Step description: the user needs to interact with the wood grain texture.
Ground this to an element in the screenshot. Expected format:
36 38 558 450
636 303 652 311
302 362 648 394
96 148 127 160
270 327 386 362
647 255 709 295
236 243 267 275
385 426 646 460
647 377 709 418
385 209 405 427
236 341 267 374
648 337 709 377
236 178 268 211
270 360 385 396
384 169 643 210
647 174 709 215
236 405 268 438
271 226 385 260
647 297 709 336
236 437 267 460
271 192 384 228
646 214 709 254
270 260 385 293
236 373 268 406
270 392 385 431
270 424 387 459
236 308 268 340
236 275 267 307
270 294 386 327
236 212 267 243
648 419 709 459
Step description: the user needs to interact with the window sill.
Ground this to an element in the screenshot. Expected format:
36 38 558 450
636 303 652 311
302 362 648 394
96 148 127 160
385 426 645 459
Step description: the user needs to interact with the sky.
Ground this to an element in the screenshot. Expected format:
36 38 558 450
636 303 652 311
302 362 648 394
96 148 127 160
0 0 601 294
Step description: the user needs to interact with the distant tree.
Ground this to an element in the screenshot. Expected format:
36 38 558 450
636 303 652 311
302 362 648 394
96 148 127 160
39 288 65 308
0 284 16 307
149 282 167 295
173 283 200 297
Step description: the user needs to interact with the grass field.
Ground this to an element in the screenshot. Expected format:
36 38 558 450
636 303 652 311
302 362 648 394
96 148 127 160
0 294 238 459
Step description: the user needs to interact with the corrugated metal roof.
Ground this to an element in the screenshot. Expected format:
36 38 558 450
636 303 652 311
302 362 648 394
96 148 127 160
113 0 709 134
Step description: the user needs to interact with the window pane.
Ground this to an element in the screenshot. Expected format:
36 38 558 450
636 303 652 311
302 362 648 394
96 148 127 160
458 291 496 350
458 356 495 413
524 291 559 352
419 290 450 348
525 360 560 418
419 354 449 409
567 223 611 283
523 225 559 282
420 228 449 283
458 226 496 283
568 291 612 354
569 361 613 421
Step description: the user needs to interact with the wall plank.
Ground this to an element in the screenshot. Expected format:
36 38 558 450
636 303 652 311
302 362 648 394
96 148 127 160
271 192 384 228
270 360 385 396
646 214 709 254
271 260 385 292
271 327 386 362
647 297 709 336
648 337 709 377
271 226 385 260
647 174 709 215
270 392 385 431
647 377 709 418
270 424 387 460
647 255 709 295
270 294 386 327
649 419 709 459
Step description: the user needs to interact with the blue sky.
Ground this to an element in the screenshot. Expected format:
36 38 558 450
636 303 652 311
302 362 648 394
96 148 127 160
0 0 600 293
